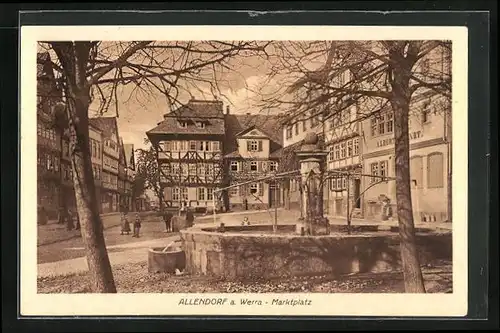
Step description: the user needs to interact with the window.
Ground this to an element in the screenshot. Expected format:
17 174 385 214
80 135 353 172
164 141 172 151
180 141 189 151
370 162 379 183
250 161 258 172
410 156 423 188
250 184 258 195
334 144 340 160
353 138 359 156
286 126 292 139
212 141 220 151
178 121 188 128
207 188 214 201
294 123 299 135
206 164 214 176
172 188 180 201
347 140 353 157
188 164 197 175
181 188 188 201
328 145 334 162
196 122 206 129
337 178 342 189
248 140 261 152
342 177 347 189
204 141 211 151
370 118 377 136
258 183 264 196
189 141 197 151
302 119 307 131
340 142 347 159
371 113 394 136
198 188 206 201
269 161 277 172
230 161 239 171
427 153 444 188
380 161 387 178
422 100 431 123
229 186 239 197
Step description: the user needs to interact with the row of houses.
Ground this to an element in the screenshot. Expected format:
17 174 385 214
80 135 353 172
146 44 451 222
146 92 450 223
37 52 143 219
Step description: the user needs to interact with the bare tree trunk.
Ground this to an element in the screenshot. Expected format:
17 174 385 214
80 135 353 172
54 41 117 293
392 99 426 293
68 95 117 293
388 42 426 293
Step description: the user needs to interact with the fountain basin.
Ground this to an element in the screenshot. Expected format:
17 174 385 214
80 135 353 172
148 247 186 274
180 224 452 280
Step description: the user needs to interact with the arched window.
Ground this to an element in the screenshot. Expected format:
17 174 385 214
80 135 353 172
427 152 444 188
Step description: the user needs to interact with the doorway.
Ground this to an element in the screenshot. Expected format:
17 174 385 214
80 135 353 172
354 178 361 208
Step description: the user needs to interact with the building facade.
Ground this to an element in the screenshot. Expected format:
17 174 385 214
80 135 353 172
37 52 63 219
90 117 121 213
123 143 136 212
146 99 226 212
224 114 283 210
361 91 451 223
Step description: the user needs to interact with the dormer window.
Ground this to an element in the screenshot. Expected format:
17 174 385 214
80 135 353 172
196 121 206 129
247 140 262 152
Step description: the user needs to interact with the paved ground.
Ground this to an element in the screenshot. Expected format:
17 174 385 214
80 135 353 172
37 208 452 278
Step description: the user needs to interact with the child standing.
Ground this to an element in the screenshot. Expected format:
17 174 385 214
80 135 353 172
132 213 142 238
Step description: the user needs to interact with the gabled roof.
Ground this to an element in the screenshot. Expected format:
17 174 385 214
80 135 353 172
224 114 284 156
124 144 135 170
146 99 225 137
88 116 119 139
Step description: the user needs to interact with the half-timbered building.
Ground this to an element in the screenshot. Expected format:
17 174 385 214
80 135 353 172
146 99 226 212
224 114 283 210
89 116 121 213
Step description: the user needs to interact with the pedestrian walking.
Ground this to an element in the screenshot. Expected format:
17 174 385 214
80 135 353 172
163 210 173 233
121 212 131 235
132 213 142 238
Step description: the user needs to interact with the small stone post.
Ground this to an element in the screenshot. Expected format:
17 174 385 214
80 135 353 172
295 132 329 235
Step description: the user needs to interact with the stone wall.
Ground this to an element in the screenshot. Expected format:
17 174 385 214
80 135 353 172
181 225 452 281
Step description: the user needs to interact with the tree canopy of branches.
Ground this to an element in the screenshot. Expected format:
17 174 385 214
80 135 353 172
135 141 161 203
38 40 269 293
257 40 451 293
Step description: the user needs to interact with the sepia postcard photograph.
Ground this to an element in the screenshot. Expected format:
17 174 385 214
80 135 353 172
20 24 469 317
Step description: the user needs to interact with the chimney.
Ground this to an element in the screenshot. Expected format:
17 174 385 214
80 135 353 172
226 105 230 115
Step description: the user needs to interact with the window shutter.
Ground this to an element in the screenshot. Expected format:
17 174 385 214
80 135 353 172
258 183 264 196
258 140 263 151
247 141 251 151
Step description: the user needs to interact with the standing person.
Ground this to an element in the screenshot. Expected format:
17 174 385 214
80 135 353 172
121 212 131 235
74 209 81 230
66 208 75 231
185 208 195 228
163 210 173 233
57 206 67 225
132 212 142 238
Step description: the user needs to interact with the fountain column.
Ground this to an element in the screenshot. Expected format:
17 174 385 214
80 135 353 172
295 132 329 235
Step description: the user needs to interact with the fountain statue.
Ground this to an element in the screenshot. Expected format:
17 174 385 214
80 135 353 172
295 132 330 235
